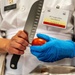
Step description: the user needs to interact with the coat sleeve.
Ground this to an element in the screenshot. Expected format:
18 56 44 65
0 1 6 38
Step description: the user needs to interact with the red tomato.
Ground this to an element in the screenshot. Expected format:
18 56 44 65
32 38 46 46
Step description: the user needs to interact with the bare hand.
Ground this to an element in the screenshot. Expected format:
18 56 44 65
5 30 29 55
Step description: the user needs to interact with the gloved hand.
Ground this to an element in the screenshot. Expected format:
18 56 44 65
30 33 75 62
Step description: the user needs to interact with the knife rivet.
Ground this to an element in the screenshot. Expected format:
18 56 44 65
11 64 15 68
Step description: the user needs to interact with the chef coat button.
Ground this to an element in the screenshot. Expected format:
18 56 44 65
56 5 60 9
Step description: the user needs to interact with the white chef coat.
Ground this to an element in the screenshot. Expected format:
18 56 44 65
0 0 75 75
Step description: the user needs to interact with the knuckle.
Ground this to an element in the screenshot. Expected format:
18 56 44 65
11 36 16 40
26 42 29 46
18 31 22 35
23 46 26 50
8 47 12 52
16 50 20 54
14 48 20 54
21 46 26 50
18 44 22 49
20 39 24 43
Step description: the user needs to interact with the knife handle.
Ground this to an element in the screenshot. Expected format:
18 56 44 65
10 54 20 69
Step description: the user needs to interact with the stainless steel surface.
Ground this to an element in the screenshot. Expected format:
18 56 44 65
29 65 50 75
29 64 75 75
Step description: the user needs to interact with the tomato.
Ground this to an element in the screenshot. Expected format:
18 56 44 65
32 38 46 46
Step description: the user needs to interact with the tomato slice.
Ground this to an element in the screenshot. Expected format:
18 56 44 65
32 38 46 46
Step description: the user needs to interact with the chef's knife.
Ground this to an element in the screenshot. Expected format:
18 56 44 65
10 0 44 69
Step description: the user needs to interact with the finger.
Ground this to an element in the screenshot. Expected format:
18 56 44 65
16 30 28 41
30 41 53 52
10 41 26 51
14 36 29 47
38 50 52 62
8 47 24 55
12 34 29 47
37 33 51 41
23 30 28 36
30 46 42 52
37 33 56 42
30 50 41 57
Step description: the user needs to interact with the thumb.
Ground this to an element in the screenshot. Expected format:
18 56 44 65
30 41 54 52
37 33 53 42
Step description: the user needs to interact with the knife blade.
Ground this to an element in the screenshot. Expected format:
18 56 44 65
10 0 44 69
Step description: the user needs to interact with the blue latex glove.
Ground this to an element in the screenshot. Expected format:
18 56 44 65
30 33 75 62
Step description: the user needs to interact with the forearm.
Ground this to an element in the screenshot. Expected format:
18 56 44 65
0 38 9 53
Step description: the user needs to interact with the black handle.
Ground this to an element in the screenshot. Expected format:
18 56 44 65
10 54 20 69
